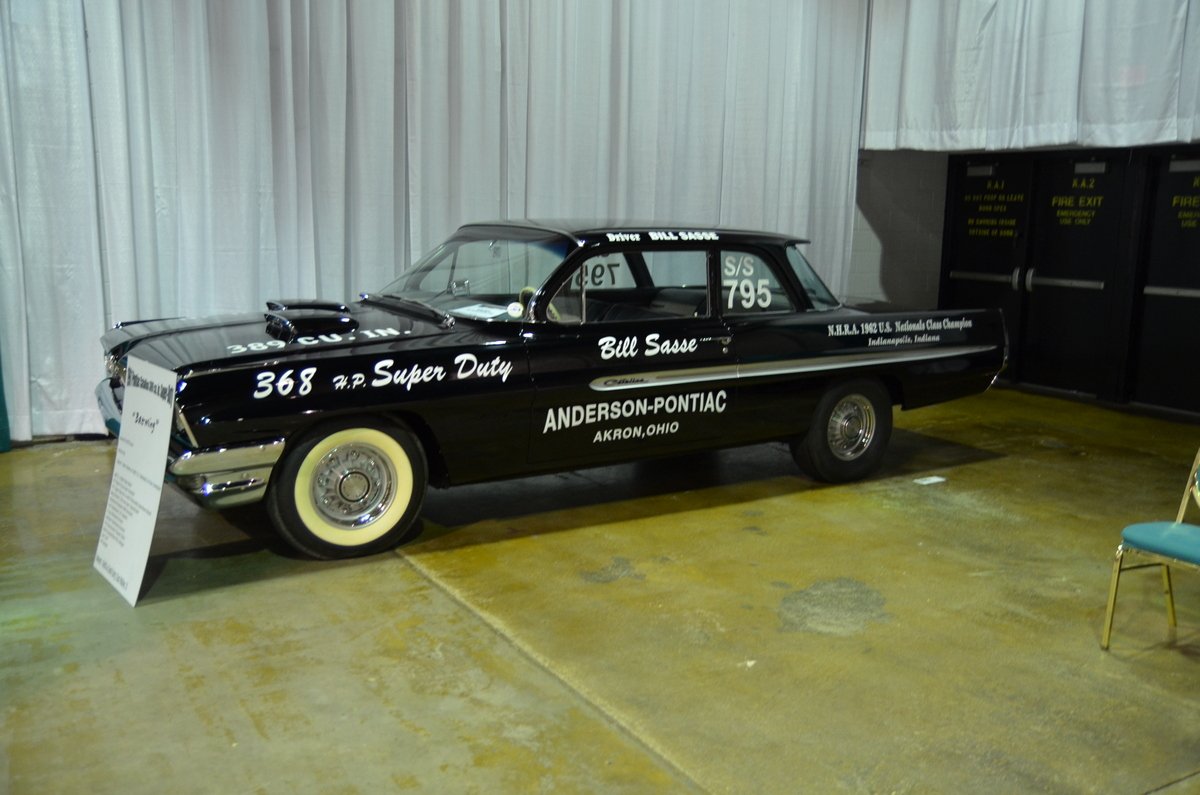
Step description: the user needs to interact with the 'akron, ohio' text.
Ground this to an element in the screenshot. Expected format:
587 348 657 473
542 390 727 433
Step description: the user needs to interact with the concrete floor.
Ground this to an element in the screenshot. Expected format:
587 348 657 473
3 388 1200 793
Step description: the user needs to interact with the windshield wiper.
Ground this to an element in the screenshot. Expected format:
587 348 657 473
361 293 456 329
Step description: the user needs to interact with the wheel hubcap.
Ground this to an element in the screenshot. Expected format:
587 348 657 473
311 444 397 529
338 471 371 502
827 394 876 461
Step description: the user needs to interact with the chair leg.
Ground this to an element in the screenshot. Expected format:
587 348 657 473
1161 564 1177 638
1101 545 1124 650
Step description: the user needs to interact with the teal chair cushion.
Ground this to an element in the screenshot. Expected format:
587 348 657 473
1123 521 1200 563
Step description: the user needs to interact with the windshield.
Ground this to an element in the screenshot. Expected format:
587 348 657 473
376 227 573 322
786 245 841 311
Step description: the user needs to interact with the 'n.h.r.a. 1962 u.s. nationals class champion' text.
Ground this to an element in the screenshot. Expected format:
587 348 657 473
97 221 1007 559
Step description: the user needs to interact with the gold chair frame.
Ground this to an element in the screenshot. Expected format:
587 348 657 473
1101 447 1200 650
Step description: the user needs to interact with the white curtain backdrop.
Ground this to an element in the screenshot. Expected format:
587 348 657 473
864 0 1200 150
0 0 868 441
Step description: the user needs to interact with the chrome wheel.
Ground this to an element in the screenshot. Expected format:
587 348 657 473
826 394 876 462
793 379 892 483
311 443 398 529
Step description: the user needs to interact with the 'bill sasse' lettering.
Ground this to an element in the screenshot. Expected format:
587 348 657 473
599 333 699 360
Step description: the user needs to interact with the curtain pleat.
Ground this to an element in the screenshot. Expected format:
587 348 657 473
863 0 1200 151
0 0 868 440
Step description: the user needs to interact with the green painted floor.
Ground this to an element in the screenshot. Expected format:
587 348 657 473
3 388 1199 793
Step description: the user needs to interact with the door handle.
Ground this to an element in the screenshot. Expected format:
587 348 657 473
1025 268 1036 293
698 335 732 352
1011 267 1021 291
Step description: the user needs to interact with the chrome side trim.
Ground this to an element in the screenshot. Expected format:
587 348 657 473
591 364 741 391
738 345 998 379
589 345 998 392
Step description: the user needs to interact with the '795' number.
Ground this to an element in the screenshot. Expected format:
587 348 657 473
722 254 772 310
253 367 317 399
724 277 771 310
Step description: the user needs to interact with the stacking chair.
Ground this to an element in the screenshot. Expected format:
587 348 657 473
1101 447 1200 650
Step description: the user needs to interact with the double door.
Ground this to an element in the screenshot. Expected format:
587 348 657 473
941 147 1198 412
1131 151 1200 413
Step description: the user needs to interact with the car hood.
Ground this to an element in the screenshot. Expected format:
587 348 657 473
100 299 447 373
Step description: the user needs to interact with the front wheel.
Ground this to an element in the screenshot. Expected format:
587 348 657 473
267 418 427 559
792 380 892 483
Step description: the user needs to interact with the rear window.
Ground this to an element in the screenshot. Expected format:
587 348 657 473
720 250 795 314
786 245 840 310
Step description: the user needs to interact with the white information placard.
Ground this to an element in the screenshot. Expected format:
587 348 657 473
94 356 176 606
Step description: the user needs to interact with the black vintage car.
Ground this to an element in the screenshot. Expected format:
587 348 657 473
97 221 1006 558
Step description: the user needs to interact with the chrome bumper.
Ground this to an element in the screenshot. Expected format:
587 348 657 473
95 379 123 437
96 378 285 508
170 440 286 508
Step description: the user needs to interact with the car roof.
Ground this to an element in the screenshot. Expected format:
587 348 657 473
457 219 810 247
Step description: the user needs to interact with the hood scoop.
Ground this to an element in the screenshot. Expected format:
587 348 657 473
266 299 350 313
265 307 359 342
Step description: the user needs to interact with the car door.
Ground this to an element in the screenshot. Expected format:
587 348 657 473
525 244 737 467
717 244 831 442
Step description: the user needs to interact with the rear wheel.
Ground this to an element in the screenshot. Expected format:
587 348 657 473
792 380 892 483
267 418 427 559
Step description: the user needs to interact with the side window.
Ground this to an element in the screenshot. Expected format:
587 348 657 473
720 250 795 315
786 246 840 310
418 239 564 296
643 250 710 319
643 250 706 288
548 248 710 323
577 254 637 291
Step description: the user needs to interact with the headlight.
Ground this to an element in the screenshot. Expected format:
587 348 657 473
105 354 127 384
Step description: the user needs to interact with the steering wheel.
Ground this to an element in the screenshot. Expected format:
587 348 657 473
519 286 559 321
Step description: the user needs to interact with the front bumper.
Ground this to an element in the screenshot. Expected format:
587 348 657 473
95 378 285 508
95 378 124 437
169 440 286 508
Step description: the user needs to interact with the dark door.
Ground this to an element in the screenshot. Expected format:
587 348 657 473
1132 148 1200 413
526 246 736 467
717 244 827 441
940 155 1034 377
1019 152 1131 396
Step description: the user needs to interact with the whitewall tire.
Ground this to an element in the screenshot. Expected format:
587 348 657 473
267 418 427 559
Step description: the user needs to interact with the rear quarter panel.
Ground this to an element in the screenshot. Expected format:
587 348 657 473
730 306 1006 441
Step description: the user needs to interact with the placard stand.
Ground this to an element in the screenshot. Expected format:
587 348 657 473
94 356 175 606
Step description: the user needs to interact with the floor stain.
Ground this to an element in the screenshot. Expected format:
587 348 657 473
580 557 645 584
778 578 889 636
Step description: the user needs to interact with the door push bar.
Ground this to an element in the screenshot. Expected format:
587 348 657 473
948 268 1104 293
